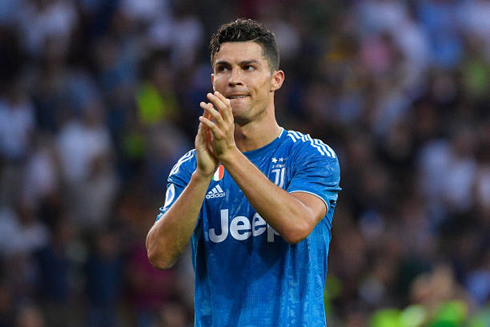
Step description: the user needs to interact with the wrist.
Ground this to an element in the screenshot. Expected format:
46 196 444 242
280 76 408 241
219 147 242 167
192 169 214 182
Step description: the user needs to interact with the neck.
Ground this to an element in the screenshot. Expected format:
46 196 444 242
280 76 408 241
234 114 281 152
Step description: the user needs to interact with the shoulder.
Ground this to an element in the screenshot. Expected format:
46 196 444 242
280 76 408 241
169 149 196 177
284 130 338 160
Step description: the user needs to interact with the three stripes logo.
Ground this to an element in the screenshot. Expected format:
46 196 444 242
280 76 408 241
206 185 226 199
287 131 336 158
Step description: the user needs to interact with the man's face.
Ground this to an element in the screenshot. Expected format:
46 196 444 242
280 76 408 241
211 41 283 124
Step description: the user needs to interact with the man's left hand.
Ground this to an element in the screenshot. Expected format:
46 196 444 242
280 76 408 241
199 91 237 161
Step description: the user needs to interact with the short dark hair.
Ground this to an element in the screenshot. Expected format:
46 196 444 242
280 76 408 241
209 18 280 72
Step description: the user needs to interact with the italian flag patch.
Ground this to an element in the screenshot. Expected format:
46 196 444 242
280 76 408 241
212 165 224 181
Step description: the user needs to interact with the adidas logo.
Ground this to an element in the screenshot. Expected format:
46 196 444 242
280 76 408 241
206 185 226 199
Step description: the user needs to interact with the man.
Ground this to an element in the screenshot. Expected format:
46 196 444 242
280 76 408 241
146 19 341 326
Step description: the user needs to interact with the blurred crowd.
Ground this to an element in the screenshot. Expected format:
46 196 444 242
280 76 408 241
0 0 489 326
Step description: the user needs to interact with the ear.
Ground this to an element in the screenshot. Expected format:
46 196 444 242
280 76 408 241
211 73 215 92
270 70 285 92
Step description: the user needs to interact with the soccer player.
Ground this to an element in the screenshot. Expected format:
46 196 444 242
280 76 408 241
146 19 341 326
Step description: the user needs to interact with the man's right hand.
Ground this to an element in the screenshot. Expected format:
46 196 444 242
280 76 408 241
147 111 219 270
148 114 218 269
195 110 219 177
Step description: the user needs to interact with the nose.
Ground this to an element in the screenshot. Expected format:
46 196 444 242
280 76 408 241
228 68 243 86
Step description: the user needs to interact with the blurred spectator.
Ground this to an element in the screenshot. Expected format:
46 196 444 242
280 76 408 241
17 0 77 59
417 0 464 68
136 53 178 127
259 7 302 64
356 0 411 38
15 303 45 327
119 0 170 29
475 121 490 214
163 4 204 70
0 88 34 161
22 135 60 212
0 0 21 27
158 301 192 327
466 251 490 307
29 39 72 134
126 242 179 327
440 125 478 215
409 264 471 324
0 282 14 327
0 203 49 306
33 218 74 327
416 137 452 226
0 79 35 205
0 203 48 257
85 229 123 327
57 104 118 231
461 37 490 104
459 0 490 57
144 122 192 192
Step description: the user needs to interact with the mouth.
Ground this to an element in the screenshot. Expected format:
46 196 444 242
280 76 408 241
227 95 249 99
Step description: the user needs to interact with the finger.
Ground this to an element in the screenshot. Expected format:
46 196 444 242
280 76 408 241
199 115 222 139
201 123 213 147
200 101 224 125
213 91 231 108
206 92 227 114
195 122 206 149
207 92 232 123
203 108 214 121
214 91 233 123
196 122 216 160
198 117 213 144
206 131 216 154
200 116 225 142
197 120 206 139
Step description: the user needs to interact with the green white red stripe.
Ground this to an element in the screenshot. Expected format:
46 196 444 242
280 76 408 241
212 165 224 181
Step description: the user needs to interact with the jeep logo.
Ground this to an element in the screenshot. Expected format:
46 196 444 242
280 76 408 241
208 209 280 243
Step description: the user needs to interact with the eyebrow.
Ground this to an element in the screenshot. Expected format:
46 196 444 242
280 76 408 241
215 60 261 66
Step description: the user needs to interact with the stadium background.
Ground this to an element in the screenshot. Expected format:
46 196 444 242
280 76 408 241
0 0 489 326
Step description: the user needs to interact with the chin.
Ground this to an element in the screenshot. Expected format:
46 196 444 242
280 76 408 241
230 103 248 116
230 108 249 124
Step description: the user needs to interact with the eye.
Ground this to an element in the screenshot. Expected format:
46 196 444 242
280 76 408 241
243 65 255 71
216 65 228 73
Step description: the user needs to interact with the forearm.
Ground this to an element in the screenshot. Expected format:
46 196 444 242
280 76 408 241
221 149 317 244
146 171 212 269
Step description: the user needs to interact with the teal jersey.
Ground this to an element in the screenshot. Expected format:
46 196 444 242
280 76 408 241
158 128 341 327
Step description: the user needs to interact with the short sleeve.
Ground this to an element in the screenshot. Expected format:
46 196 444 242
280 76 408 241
156 150 195 221
287 144 341 211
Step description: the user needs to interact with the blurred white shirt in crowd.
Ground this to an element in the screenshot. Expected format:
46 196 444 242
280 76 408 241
57 118 111 183
17 0 77 57
0 98 34 160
